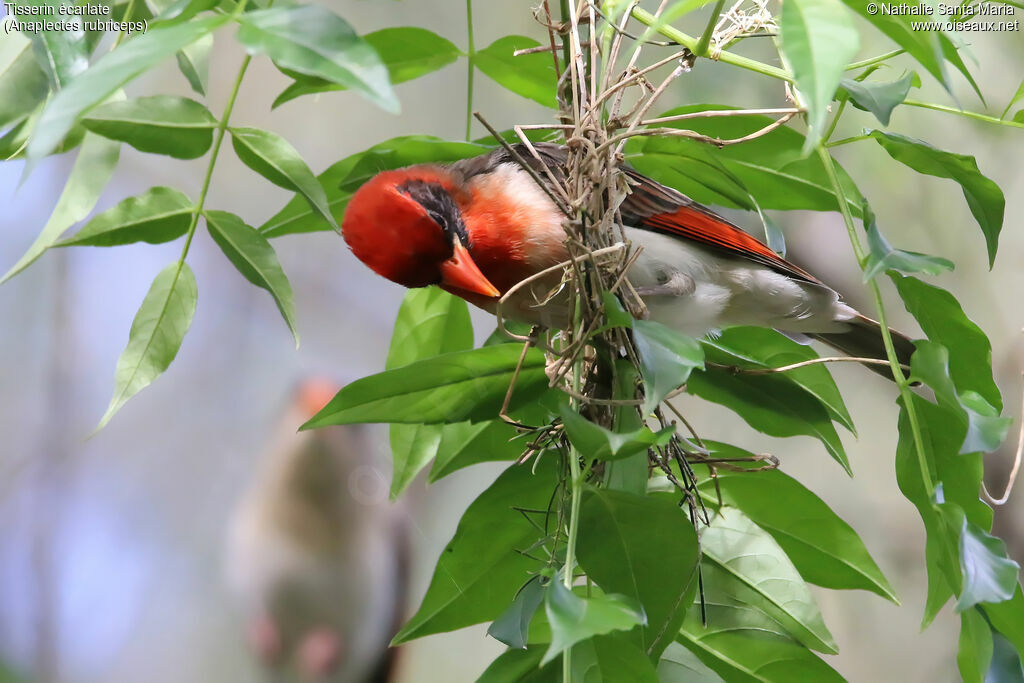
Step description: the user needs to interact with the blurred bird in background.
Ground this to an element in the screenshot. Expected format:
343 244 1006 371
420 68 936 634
225 379 408 682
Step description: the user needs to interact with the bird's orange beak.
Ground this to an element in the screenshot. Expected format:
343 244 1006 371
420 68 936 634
440 242 500 298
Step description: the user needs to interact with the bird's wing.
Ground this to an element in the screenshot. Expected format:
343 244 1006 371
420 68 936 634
455 142 820 284
618 167 821 284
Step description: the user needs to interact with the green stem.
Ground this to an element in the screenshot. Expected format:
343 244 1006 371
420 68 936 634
826 133 870 147
904 99 1024 129
111 0 138 48
631 6 792 82
464 0 475 141
845 48 905 71
694 0 725 57
823 98 849 143
816 144 934 501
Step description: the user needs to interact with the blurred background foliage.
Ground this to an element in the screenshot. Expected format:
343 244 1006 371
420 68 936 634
0 0 1022 681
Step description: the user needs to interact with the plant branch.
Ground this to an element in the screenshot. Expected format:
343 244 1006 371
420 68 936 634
465 0 476 141
903 100 1024 129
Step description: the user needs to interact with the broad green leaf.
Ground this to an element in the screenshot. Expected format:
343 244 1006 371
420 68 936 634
571 635 660 682
260 136 492 237
688 366 850 474
1 132 119 284
176 33 212 96
301 345 551 429
627 106 864 215
148 0 217 26
204 210 298 345
230 126 337 231
1002 77 1024 120
632 319 704 412
392 457 555 644
273 27 461 108
959 391 1012 455
862 200 953 280
385 286 472 369
779 0 859 149
959 607 994 683
701 327 854 433
26 14 228 165
560 407 673 462
474 36 558 109
56 186 193 247
428 419 523 482
541 580 645 665
838 73 913 126
984 587 1024 669
0 32 49 130
23 0 90 91
677 563 845 683
658 641 726 682
693 441 897 602
82 95 216 159
703 507 837 653
943 505 1020 611
385 287 473 498
97 262 197 430
488 576 547 649
476 646 557 683
237 5 398 113
891 273 1001 410
577 488 700 658
869 130 1004 266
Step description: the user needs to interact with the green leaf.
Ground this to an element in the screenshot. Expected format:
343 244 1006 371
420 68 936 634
474 36 558 109
229 126 337 231
176 33 212 96
862 201 953 280
627 105 864 215
560 407 674 462
260 136 493 237
571 635 661 682
868 130 1004 267
989 631 1024 682
959 607 995 683
959 390 1011 455
701 327 854 433
657 642 726 683
301 345 551 429
428 419 523 482
779 0 859 149
204 210 298 345
1 132 119 284
273 27 460 108
392 456 555 644
81 95 216 159
677 561 845 683
577 488 700 658
702 507 838 654
687 366 850 475
488 576 547 649
476 646 558 683
693 441 897 602
841 0 951 91
26 14 228 165
23 0 90 90
982 586 1024 667
541 580 645 665
237 5 398 113
838 73 913 126
632 319 704 412
948 507 1021 611
0 32 49 130
56 186 193 247
97 262 197 430
385 287 473 498
891 273 1001 410
147 0 218 26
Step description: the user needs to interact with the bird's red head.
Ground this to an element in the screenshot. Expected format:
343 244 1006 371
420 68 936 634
341 168 500 298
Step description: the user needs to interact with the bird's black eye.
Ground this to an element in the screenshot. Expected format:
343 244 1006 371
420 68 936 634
397 179 469 249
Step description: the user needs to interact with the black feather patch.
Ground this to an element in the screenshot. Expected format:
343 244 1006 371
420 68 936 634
396 180 469 247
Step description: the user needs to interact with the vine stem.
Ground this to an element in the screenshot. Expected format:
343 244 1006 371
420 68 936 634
815 144 934 501
630 6 792 82
464 0 475 141
903 99 1024 129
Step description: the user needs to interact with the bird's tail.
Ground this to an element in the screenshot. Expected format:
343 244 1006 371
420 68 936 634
811 314 917 382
